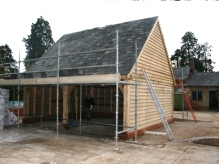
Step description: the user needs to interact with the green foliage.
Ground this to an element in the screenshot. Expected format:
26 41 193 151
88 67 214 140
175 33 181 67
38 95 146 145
170 31 215 72
0 45 21 101
23 16 54 70
196 42 214 72
0 44 17 75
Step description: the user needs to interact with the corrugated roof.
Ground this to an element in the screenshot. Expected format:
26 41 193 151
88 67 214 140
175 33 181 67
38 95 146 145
173 66 190 80
27 16 158 77
188 72 219 86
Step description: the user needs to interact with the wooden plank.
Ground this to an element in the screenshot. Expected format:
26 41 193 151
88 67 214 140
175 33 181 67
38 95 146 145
0 74 119 86
33 86 36 115
27 88 30 116
41 86 44 116
110 87 112 112
119 85 124 95
49 87 52 115
23 87 28 118
97 87 99 111
75 87 78 120
62 86 74 124
139 55 169 69
123 85 130 127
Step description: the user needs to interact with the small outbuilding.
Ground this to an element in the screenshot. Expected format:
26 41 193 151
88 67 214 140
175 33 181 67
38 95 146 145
173 59 219 111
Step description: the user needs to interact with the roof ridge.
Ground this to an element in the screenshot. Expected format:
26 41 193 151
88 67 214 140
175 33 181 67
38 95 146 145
60 16 158 37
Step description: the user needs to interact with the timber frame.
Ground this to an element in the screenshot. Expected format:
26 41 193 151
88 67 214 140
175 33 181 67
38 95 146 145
0 31 138 150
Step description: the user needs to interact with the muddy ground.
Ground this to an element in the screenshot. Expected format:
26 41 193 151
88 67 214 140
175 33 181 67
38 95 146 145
0 111 219 164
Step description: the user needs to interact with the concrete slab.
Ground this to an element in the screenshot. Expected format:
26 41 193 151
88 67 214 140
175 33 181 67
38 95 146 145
0 111 219 164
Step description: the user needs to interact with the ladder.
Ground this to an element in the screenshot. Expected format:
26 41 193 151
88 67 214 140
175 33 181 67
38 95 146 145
142 69 174 140
178 78 197 123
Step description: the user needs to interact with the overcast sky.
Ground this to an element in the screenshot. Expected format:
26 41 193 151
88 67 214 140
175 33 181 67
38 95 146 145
0 0 218 72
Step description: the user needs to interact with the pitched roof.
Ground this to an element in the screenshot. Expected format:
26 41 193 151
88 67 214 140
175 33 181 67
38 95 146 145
188 72 219 86
27 16 158 77
173 66 190 80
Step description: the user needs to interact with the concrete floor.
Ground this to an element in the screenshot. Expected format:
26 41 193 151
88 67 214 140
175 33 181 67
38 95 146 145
0 111 219 164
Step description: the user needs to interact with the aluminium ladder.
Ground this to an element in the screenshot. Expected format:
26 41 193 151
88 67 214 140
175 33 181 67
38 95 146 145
178 78 197 123
142 69 174 140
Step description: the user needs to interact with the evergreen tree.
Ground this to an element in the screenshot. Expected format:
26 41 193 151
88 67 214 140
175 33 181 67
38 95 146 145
23 16 54 70
0 44 17 75
170 31 215 72
196 42 214 72
180 31 198 65
0 45 20 101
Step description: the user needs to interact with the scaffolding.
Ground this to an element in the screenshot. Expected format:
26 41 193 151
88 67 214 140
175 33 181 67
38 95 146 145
0 31 139 150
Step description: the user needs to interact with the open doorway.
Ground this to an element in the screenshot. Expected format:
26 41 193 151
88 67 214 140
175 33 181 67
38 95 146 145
209 91 218 110
67 85 124 138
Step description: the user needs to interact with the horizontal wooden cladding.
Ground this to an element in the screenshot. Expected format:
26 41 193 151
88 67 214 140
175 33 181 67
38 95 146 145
138 53 167 68
130 111 172 120
138 54 169 72
128 114 173 127
125 108 173 124
129 105 172 113
151 26 165 46
145 42 166 58
129 106 172 115
129 96 173 104
151 23 166 50
137 62 171 79
129 99 173 106
140 50 167 65
129 84 173 93
129 85 173 92
153 23 163 37
129 103 173 110
130 111 172 118
138 55 170 76
147 37 166 55
123 21 174 128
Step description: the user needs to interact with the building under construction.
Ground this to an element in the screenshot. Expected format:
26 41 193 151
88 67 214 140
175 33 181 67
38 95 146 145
0 16 175 149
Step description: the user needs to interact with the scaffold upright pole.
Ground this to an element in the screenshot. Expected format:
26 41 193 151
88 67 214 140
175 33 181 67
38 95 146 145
17 51 21 129
134 41 138 142
56 42 60 137
79 84 82 134
114 30 119 151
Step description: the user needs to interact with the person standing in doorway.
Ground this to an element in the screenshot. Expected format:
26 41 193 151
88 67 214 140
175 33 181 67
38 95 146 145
84 93 95 125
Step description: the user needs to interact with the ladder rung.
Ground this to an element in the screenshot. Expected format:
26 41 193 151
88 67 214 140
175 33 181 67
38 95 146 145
178 78 197 123
142 69 174 140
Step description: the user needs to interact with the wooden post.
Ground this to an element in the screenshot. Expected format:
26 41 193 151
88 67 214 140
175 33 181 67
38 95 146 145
41 86 45 116
97 87 99 111
75 87 78 120
104 87 106 112
110 87 113 112
27 88 30 117
49 87 52 115
123 85 130 127
119 85 124 95
62 86 74 124
23 87 28 118
33 86 36 115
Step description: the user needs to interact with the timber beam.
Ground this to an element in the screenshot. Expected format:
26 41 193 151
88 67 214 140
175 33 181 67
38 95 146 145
0 74 119 86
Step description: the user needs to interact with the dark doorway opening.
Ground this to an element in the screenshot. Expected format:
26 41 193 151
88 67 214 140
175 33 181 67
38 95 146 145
209 91 218 110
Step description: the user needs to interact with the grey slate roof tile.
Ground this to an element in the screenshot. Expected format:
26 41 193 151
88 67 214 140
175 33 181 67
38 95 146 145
188 72 219 87
28 16 158 77
173 66 190 80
